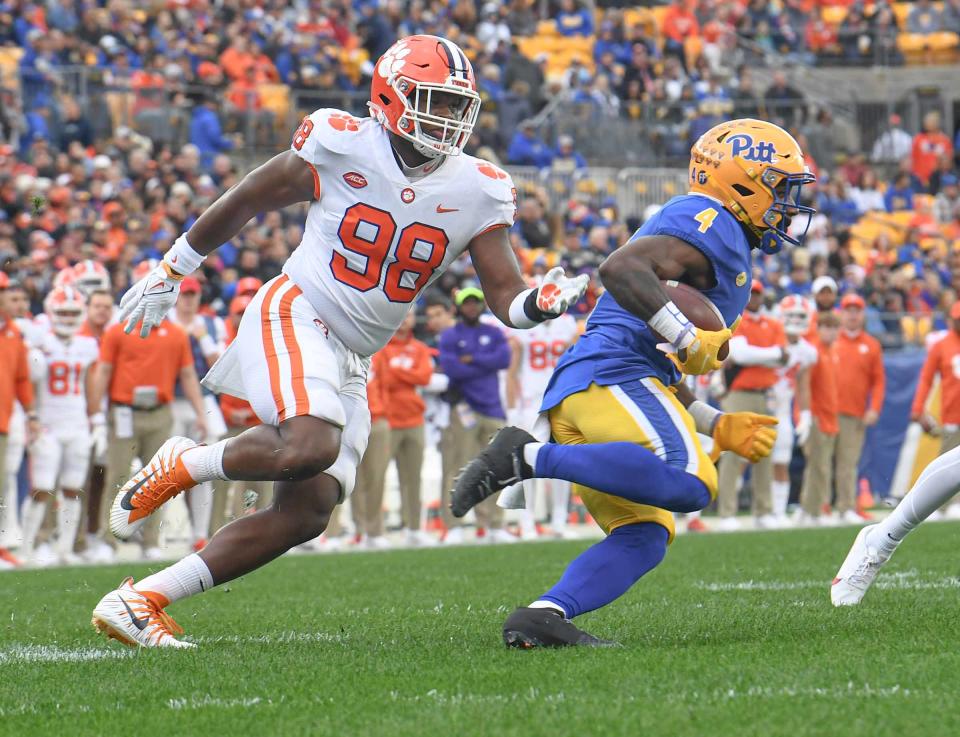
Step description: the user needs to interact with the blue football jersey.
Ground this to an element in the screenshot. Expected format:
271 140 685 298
542 194 753 411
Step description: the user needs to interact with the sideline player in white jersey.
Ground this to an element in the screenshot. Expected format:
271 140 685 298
92 34 588 648
20 286 99 565
770 295 817 524
507 306 579 539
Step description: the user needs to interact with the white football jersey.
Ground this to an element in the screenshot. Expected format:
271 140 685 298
286 108 516 356
771 337 818 409
33 332 99 429
513 314 579 408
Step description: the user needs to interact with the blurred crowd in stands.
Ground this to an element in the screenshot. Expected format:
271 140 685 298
1 0 960 566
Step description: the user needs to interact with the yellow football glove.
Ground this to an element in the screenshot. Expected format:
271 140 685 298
675 326 732 375
709 412 778 463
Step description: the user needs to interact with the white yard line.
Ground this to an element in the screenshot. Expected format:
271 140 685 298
695 569 960 592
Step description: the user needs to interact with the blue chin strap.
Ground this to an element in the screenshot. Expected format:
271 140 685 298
757 167 817 255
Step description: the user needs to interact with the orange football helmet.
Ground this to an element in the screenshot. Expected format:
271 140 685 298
778 294 814 336
71 259 110 296
45 285 86 337
369 35 481 158
689 119 816 254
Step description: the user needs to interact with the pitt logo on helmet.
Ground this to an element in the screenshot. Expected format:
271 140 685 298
727 134 778 164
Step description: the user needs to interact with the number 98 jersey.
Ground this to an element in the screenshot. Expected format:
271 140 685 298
286 108 517 356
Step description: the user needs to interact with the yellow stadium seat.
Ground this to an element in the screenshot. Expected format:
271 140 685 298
821 6 848 27
536 20 558 38
892 2 912 28
0 46 23 88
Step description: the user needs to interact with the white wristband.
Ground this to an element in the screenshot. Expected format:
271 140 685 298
508 288 540 329
648 301 695 350
89 411 106 425
688 400 722 435
164 234 206 276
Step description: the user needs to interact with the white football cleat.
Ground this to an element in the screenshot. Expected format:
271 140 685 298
110 437 198 540
486 528 519 544
714 516 740 532
92 577 195 649
365 535 392 551
831 524 895 607
405 529 438 547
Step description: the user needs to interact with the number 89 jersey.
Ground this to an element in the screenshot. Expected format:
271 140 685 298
513 314 579 410
286 108 517 356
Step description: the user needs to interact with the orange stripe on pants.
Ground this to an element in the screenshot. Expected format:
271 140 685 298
260 276 288 421
277 283 307 421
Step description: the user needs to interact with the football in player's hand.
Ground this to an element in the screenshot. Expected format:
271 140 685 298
652 280 729 360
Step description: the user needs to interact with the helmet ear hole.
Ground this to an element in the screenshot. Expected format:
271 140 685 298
379 93 392 106
732 183 753 197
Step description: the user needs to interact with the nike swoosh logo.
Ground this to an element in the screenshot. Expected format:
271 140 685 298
120 596 150 631
171 255 178 263
436 205 459 213
120 470 157 511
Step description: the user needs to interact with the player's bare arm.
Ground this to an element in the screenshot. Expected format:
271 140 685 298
186 151 317 253
600 234 731 375
598 234 714 321
468 226 587 329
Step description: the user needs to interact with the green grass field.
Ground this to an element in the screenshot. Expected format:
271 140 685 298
4 523 960 737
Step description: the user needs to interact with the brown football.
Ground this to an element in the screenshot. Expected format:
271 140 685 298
652 280 729 361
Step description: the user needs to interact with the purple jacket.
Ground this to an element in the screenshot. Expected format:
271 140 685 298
437 322 511 419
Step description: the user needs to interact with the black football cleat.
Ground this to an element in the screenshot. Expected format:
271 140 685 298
502 607 620 649
450 426 536 518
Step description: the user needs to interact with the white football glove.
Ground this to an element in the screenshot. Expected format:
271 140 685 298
118 262 182 337
535 266 589 317
89 412 108 458
795 409 812 446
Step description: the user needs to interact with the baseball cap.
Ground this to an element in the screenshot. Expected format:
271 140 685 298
455 287 485 305
950 301 960 321
236 276 263 296
230 294 253 316
812 275 838 294
180 276 201 294
840 293 865 309
751 279 764 294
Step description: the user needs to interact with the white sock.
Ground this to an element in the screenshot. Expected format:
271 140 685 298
180 439 230 483
529 599 566 617
188 484 213 541
523 442 544 474
136 553 215 605
772 480 790 517
871 446 960 552
55 495 81 557
21 496 48 553
550 480 571 531
521 480 537 537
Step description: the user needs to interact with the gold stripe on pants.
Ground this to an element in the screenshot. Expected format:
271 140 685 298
800 421 838 517
391 424 425 531
835 414 866 514
101 404 173 549
440 409 504 530
717 390 773 518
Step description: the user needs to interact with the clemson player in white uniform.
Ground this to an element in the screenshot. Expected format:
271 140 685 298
770 295 817 523
508 310 579 538
91 34 587 648
20 286 99 565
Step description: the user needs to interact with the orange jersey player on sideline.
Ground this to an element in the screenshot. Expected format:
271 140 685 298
91 34 588 649
911 301 960 431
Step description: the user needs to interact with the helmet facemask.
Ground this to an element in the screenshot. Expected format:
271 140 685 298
389 77 480 158
50 307 84 337
757 167 816 254
783 308 811 336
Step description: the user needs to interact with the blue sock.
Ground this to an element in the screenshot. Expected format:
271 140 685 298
533 442 711 512
540 523 669 618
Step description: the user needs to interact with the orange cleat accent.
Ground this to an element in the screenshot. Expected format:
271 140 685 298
110 437 198 540
686 517 709 533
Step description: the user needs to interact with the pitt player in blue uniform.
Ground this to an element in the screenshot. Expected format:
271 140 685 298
451 119 817 647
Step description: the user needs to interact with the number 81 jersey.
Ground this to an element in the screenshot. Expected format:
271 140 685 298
31 332 99 431
285 108 517 356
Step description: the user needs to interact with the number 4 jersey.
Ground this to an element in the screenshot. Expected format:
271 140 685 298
286 108 517 356
542 193 753 411
31 332 99 431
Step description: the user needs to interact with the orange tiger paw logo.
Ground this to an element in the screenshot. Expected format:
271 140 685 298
537 283 561 311
477 162 507 180
328 113 359 132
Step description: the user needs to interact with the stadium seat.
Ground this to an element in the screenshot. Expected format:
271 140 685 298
0 47 23 88
536 20 559 38
821 6 848 28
